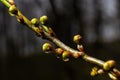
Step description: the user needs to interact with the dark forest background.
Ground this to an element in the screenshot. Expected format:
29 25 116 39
0 0 120 80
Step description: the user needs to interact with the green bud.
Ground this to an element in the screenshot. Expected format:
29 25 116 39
42 25 49 32
103 60 116 71
31 18 39 26
9 5 18 16
42 43 52 52
40 15 48 24
62 51 70 61
73 34 82 44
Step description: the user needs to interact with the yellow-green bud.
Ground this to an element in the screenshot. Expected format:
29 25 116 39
40 15 48 24
9 5 18 16
103 60 116 71
73 34 82 44
62 51 71 61
42 43 52 52
31 18 39 26
90 67 98 77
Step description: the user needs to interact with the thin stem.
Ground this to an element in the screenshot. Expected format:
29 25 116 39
44 32 83 55
0 0 11 8
83 55 104 67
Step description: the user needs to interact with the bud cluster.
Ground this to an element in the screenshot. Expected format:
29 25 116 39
90 67 105 77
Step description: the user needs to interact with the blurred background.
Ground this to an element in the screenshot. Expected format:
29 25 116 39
0 0 120 80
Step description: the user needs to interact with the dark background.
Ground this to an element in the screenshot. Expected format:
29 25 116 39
0 0 120 80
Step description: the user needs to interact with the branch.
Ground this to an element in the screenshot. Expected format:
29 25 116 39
0 0 120 79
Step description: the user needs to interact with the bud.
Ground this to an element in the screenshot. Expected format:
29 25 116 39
97 69 104 75
8 0 15 5
90 67 98 77
31 18 39 26
77 45 84 52
40 15 48 25
72 52 82 58
8 5 18 16
73 34 82 44
62 51 71 61
42 43 52 53
103 60 116 71
108 73 117 80
55 48 64 55
17 15 24 24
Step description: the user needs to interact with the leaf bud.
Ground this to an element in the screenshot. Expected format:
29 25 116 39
42 43 53 53
55 48 64 55
73 34 82 44
108 73 117 80
77 45 84 52
62 51 71 61
97 69 104 75
103 60 116 71
8 0 15 5
40 15 48 25
9 5 18 16
31 18 39 27
90 67 98 77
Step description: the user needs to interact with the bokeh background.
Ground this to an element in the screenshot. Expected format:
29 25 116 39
0 0 120 80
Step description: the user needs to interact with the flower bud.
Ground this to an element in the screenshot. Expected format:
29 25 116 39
55 48 64 55
77 45 84 52
8 0 15 5
62 51 71 61
90 67 98 77
9 5 18 16
73 34 82 44
31 18 39 26
40 15 48 25
42 43 52 52
97 69 104 75
103 60 116 71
